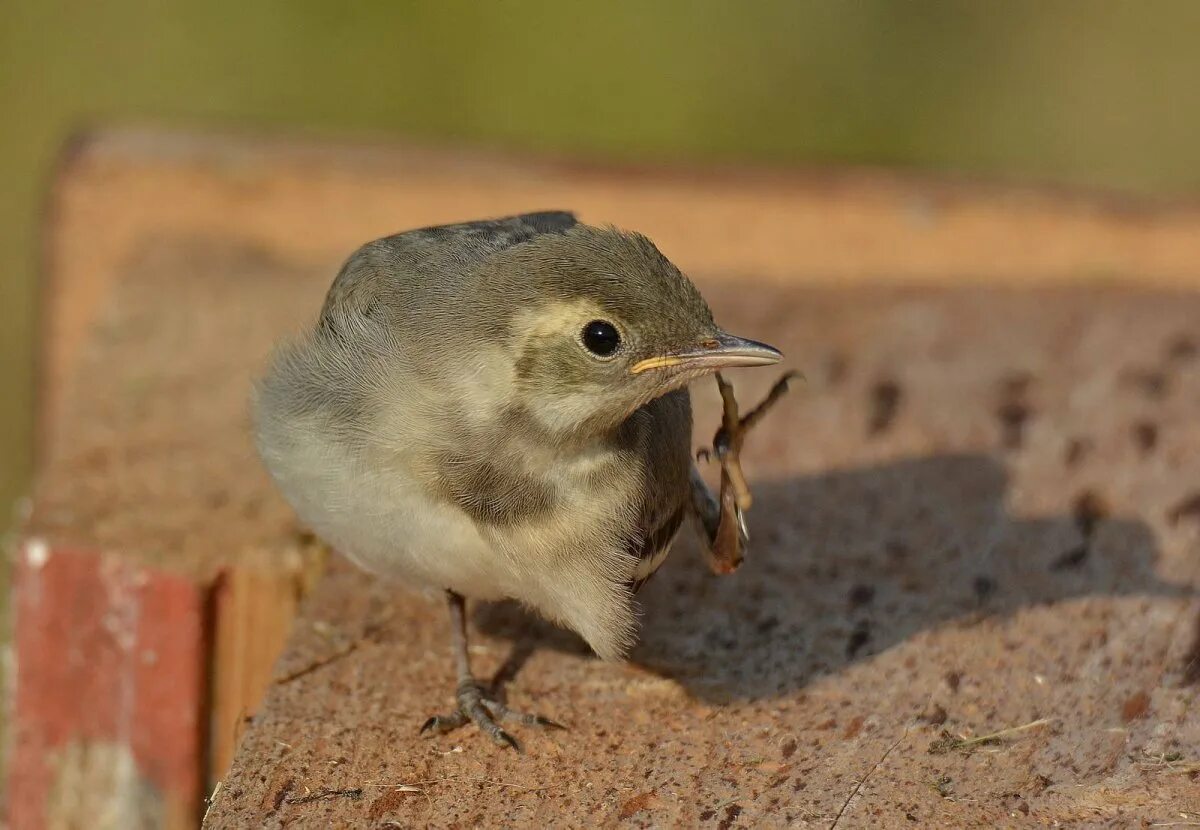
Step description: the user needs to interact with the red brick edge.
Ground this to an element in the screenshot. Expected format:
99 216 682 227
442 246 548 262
8 541 212 829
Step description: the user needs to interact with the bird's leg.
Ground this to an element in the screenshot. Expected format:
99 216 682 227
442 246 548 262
419 590 563 751
693 371 798 574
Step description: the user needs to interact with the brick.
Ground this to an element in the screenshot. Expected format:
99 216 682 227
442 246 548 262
23 129 1200 828
9 542 210 830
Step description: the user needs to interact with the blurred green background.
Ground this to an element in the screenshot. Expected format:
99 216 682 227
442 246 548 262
2 1 1200 524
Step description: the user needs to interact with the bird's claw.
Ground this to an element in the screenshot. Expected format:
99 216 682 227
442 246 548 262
419 681 563 751
699 370 799 504
698 370 797 573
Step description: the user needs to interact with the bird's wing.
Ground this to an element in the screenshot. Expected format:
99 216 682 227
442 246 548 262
397 210 578 268
413 210 577 243
626 390 694 593
627 503 686 593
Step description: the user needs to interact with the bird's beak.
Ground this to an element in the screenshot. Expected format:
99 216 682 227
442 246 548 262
630 331 783 375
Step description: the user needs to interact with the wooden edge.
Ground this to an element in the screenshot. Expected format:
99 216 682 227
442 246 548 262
207 542 329 785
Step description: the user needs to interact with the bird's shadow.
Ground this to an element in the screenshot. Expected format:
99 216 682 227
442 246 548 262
475 453 1193 702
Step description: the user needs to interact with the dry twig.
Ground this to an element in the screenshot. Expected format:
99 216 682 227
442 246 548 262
928 718 1053 755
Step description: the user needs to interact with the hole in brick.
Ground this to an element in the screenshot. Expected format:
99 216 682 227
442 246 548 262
1132 421 1158 455
756 615 780 634
1121 368 1168 400
825 351 849 386
1166 335 1197 363
867 379 902 436
846 622 871 658
997 400 1031 450
972 575 996 599
945 671 962 693
1073 490 1109 538
997 373 1034 450
1064 436 1092 468
847 584 875 608
1000 371 1033 399
1051 544 1089 571
1167 492 1200 527
1181 610 1200 686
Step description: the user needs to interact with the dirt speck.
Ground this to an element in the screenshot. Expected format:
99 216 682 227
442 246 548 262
1025 774 1052 795
1063 436 1092 467
1121 690 1151 722
1122 368 1168 400
1072 490 1109 537
268 778 294 815
972 575 996 599
1132 421 1158 454
1182 612 1200 685
618 791 657 820
825 352 849 386
847 584 875 608
846 622 871 658
1001 372 1034 398
369 788 414 820
717 803 742 830
1166 335 1197 362
1167 492 1200 526
868 379 902 435
1051 544 1089 571
921 704 948 725
755 615 780 634
997 400 1031 450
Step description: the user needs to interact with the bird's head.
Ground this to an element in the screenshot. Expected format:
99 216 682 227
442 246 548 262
470 224 781 442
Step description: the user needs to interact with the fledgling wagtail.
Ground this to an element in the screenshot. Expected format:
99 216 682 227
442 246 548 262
254 211 793 749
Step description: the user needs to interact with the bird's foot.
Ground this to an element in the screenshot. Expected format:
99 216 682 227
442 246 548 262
705 370 801 506
697 370 799 573
419 680 563 752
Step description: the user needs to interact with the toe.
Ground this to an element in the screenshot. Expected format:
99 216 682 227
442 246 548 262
492 728 522 752
419 710 468 735
481 699 566 730
533 715 567 730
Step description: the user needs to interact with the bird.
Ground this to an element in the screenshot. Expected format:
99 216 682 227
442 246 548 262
253 211 794 750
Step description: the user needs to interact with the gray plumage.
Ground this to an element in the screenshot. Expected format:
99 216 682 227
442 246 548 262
254 211 779 666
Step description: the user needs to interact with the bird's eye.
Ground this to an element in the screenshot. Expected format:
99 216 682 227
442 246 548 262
581 320 621 357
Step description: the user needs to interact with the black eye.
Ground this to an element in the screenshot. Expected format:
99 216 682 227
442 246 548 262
581 320 621 356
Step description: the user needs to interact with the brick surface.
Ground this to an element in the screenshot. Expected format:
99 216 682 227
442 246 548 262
22 129 1200 828
9 542 210 829
205 283 1200 828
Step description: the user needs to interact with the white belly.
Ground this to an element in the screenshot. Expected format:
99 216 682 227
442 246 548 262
257 411 646 660
261 432 518 600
